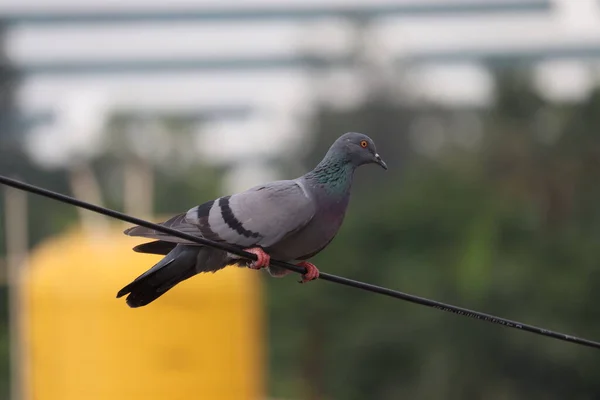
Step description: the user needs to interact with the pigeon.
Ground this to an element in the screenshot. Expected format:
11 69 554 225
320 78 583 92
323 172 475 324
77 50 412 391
117 132 387 307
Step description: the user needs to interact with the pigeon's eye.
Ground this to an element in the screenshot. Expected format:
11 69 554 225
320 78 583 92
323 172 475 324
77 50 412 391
360 140 368 148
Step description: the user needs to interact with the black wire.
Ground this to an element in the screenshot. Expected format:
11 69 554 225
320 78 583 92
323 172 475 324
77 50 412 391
1 174 599 350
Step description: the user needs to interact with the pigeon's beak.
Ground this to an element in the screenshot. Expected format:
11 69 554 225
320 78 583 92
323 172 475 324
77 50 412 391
374 153 388 170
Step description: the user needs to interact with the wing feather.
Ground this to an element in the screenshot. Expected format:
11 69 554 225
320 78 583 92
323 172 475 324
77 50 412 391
125 180 315 250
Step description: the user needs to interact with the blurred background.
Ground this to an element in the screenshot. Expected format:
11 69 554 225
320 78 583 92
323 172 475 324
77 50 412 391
1 0 600 399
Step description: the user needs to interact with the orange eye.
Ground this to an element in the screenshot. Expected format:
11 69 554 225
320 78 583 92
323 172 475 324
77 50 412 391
360 140 368 148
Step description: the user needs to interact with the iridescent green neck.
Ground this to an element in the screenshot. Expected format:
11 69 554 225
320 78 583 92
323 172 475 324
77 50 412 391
306 157 355 194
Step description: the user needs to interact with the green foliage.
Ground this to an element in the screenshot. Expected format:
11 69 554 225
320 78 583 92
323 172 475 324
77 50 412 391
266 71 600 399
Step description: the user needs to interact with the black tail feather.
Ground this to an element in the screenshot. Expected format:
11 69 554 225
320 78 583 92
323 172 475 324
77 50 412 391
132 240 177 255
117 261 197 307
117 245 228 308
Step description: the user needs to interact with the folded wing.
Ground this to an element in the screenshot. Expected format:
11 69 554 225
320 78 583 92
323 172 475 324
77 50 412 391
125 180 316 250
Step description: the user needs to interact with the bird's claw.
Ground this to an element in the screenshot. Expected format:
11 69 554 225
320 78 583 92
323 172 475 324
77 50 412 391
244 247 270 270
297 261 320 284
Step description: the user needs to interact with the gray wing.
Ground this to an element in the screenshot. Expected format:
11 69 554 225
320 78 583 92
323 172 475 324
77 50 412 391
125 179 316 249
123 211 208 245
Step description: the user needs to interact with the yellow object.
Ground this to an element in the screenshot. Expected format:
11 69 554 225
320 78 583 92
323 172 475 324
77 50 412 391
23 227 263 400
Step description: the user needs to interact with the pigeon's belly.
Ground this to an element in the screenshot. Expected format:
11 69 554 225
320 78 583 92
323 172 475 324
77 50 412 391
267 202 348 261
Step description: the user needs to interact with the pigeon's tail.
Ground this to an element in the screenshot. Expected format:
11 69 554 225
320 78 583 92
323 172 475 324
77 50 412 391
117 244 228 308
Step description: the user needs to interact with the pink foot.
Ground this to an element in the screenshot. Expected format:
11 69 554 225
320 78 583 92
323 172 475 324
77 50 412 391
297 261 320 283
244 247 270 270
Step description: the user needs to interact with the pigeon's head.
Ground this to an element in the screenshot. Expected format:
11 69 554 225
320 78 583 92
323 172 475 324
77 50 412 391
335 132 387 170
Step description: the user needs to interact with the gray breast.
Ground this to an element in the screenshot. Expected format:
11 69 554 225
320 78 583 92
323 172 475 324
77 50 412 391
266 194 350 261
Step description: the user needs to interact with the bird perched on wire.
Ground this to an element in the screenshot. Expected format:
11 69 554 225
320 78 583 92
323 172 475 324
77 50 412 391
117 132 387 307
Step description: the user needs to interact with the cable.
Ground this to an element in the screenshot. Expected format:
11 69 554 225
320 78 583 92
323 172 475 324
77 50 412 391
1 174 599 350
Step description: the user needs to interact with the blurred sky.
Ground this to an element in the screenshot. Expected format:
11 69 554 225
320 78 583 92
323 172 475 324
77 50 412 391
3 0 600 188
